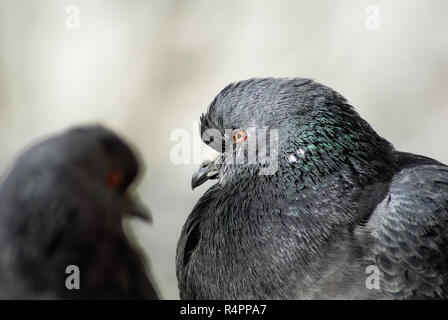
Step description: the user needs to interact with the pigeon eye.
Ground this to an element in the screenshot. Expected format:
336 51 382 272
107 168 124 190
232 129 247 145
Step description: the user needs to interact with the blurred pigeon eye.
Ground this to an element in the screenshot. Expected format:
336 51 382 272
107 168 124 190
232 129 247 145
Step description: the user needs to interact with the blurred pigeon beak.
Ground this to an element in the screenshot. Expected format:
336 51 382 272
191 159 220 189
125 192 153 223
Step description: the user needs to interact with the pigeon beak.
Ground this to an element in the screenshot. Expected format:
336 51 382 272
124 192 153 223
191 158 220 190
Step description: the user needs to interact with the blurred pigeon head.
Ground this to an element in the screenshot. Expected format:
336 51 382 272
4 125 151 227
0 125 157 299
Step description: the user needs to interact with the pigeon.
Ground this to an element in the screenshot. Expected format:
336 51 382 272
176 77 448 299
0 125 159 299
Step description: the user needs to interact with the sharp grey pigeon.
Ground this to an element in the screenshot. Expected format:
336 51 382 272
177 78 448 299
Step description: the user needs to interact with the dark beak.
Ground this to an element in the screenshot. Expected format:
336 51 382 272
125 192 152 223
191 159 220 189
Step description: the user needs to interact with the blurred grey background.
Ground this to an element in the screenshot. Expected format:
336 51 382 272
0 0 447 299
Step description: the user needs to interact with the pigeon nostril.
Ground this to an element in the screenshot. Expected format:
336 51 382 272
201 161 212 168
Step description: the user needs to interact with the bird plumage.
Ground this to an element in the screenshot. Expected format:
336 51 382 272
177 77 448 299
0 125 158 299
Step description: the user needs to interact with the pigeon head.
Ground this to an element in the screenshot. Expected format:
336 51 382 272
1 125 151 232
0 126 157 299
192 78 394 188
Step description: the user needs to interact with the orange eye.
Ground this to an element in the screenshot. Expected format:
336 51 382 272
232 129 247 145
107 169 124 190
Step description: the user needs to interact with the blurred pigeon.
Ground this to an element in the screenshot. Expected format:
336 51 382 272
177 78 448 299
0 125 159 299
